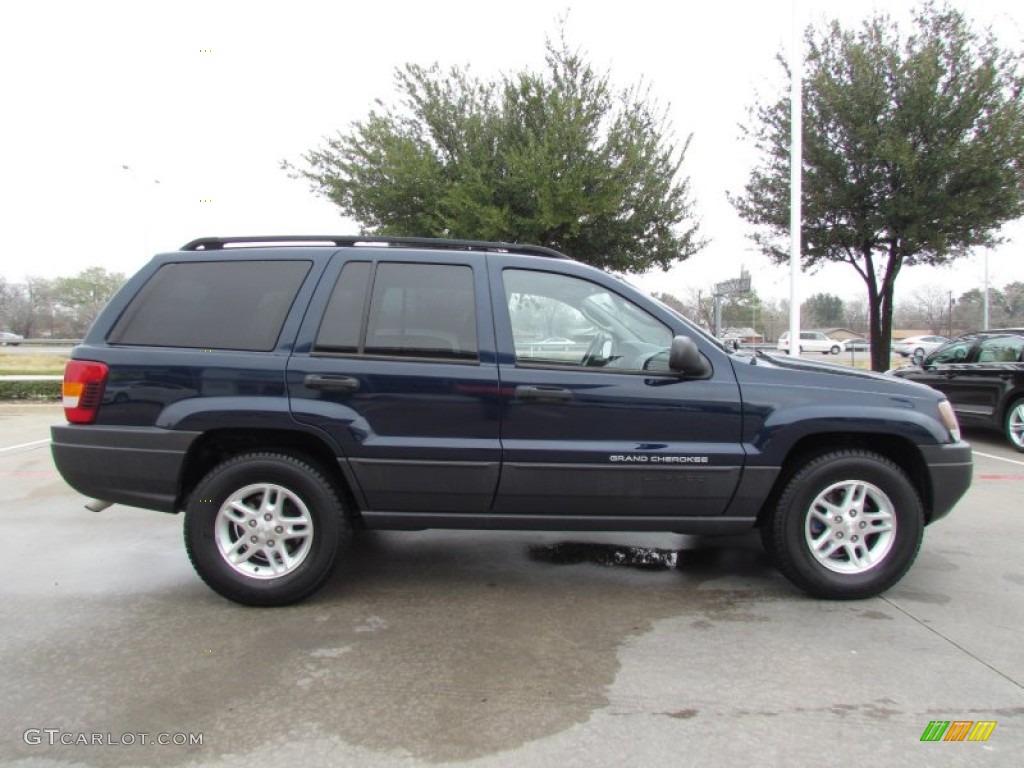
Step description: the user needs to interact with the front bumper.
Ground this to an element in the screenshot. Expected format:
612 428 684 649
919 440 973 523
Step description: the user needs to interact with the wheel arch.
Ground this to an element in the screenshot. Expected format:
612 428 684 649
998 389 1024 425
757 432 932 525
176 428 362 520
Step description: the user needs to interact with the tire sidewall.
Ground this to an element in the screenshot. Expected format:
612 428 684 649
1004 399 1024 452
775 454 923 598
185 454 344 606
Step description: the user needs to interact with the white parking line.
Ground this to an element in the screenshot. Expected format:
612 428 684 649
0 438 50 453
972 450 1024 467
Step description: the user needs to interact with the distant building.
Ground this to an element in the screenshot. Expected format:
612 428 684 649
721 327 764 344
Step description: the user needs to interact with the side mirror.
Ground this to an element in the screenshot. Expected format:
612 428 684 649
669 336 712 377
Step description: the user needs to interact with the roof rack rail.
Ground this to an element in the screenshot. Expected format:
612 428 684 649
179 235 570 260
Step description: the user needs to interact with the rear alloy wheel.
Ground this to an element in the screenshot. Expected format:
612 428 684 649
761 450 923 599
1004 399 1024 452
829 345 841 355
185 453 349 606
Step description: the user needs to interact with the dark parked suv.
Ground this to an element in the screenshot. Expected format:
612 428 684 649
889 330 1024 450
51 236 972 605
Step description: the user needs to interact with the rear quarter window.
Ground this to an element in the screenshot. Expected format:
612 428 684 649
108 260 311 350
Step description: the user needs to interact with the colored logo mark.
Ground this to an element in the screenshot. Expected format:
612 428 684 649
920 720 997 742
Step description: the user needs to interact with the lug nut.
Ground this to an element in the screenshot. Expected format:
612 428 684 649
834 516 843 523
250 535 258 543
836 532 844 539
267 540 275 548
275 526 284 534
264 513 272 521
859 521 867 529
248 520 257 527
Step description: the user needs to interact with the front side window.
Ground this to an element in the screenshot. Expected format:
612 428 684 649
503 269 672 372
927 338 973 364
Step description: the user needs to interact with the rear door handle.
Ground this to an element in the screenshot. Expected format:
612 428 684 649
514 385 573 403
304 374 360 393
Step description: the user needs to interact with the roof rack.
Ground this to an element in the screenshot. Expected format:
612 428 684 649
179 235 570 260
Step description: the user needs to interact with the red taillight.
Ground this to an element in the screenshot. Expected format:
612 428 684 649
63 361 108 424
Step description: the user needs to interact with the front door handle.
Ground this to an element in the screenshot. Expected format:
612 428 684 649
304 374 360 393
514 385 573 403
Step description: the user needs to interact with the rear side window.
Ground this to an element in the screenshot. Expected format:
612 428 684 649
314 262 477 361
109 260 311 351
316 262 372 352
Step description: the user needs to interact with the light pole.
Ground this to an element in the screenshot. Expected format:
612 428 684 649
788 0 803 357
983 251 989 330
121 164 160 255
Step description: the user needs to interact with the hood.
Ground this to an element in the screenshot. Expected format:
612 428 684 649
737 350 941 399
749 350 891 381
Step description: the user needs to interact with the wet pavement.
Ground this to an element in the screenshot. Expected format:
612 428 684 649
1 404 1022 767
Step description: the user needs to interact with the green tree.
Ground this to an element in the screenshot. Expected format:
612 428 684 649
51 267 125 336
733 3 1024 370
286 30 704 274
720 291 764 332
997 281 1024 325
802 292 845 328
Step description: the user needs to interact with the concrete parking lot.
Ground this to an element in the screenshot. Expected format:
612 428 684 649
1 403 1021 767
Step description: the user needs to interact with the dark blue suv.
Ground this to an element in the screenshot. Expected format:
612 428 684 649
51 236 972 605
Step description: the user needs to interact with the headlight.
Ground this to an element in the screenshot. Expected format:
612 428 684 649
937 399 961 442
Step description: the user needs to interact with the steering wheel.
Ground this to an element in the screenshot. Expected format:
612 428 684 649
581 333 610 367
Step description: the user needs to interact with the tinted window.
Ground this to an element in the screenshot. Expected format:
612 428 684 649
315 262 372 352
977 335 1024 363
109 260 311 351
927 338 973 364
363 264 477 360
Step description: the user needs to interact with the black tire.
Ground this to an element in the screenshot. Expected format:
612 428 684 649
1004 399 1024 452
184 452 350 606
760 450 923 599
829 345 841 355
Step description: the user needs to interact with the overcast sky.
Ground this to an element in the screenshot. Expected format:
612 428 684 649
2 0 1022 306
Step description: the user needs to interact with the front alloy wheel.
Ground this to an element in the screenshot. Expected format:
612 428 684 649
803 480 896 574
761 450 923 599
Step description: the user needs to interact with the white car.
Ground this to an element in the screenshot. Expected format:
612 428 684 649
0 331 23 346
776 331 844 355
893 335 949 359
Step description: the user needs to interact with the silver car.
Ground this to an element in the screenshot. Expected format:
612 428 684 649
894 335 948 359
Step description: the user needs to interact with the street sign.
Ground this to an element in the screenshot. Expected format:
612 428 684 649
714 276 751 295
